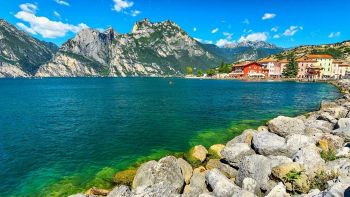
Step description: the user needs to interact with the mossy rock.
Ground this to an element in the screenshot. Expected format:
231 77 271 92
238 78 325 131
208 144 225 159
113 169 137 186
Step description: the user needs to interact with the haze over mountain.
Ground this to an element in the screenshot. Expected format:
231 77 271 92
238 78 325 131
202 41 285 63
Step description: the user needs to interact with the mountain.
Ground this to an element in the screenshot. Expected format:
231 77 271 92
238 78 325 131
266 40 350 61
0 19 58 77
202 41 285 63
36 19 222 77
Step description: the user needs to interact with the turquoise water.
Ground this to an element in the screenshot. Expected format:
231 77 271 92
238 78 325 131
0 78 340 196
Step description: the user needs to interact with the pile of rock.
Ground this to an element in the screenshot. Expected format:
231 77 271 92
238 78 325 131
70 81 350 197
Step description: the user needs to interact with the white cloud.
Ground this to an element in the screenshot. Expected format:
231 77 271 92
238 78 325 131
15 3 88 38
216 39 234 47
193 27 197 32
283 26 303 36
271 27 278 32
223 32 233 40
194 38 213 44
129 10 140 17
262 13 276 20
328 32 341 38
273 34 280 39
19 3 37 13
239 32 268 42
55 0 70 6
113 0 134 12
211 28 219 34
53 11 61 18
242 18 250 25
16 22 37 35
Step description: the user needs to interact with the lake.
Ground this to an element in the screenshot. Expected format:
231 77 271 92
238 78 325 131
0 78 340 196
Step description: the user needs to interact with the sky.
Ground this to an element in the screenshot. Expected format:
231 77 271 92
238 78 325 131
0 0 349 48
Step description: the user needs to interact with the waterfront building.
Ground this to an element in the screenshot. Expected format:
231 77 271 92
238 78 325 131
305 54 334 78
230 61 265 78
296 57 318 79
258 58 282 78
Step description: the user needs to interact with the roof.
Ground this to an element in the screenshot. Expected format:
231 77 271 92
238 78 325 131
257 58 277 63
232 61 256 67
296 57 318 63
333 60 343 63
278 59 288 63
306 54 334 59
339 64 350 67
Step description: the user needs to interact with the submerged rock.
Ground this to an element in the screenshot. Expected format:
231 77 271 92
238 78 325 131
132 156 184 194
190 145 208 162
268 116 305 137
208 144 225 158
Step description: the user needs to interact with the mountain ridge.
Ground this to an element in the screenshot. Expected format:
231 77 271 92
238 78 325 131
0 19 58 77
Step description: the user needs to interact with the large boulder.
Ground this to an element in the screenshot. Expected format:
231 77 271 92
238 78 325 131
132 182 180 197
183 170 208 197
292 144 325 176
268 116 305 137
268 155 293 168
265 182 290 197
305 119 334 133
236 155 271 190
221 143 255 166
324 106 348 119
326 158 350 177
205 169 238 197
107 185 131 197
177 158 193 185
336 118 350 129
242 177 260 196
226 129 256 146
132 156 184 193
205 159 237 179
190 145 208 162
285 134 314 157
315 178 350 197
271 162 304 181
252 131 287 156
331 126 350 142
317 112 337 124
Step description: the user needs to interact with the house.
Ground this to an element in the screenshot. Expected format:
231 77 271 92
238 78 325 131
230 61 265 78
258 58 282 78
305 54 334 79
296 57 318 79
278 59 289 76
333 60 350 79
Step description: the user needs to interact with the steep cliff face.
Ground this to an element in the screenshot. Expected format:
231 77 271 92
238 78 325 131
0 19 58 77
36 19 221 77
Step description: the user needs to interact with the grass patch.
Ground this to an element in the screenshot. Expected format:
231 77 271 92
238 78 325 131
310 171 338 191
320 149 337 162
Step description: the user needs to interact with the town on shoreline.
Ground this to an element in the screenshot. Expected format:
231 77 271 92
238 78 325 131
186 54 350 82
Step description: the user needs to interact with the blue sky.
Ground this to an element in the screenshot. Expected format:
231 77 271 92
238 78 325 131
0 0 349 48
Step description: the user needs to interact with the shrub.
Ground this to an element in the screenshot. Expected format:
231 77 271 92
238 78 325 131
310 171 338 190
320 149 337 161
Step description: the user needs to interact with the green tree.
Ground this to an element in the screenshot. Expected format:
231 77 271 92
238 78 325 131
282 53 298 78
218 61 232 73
185 66 193 75
206 69 216 76
197 69 204 77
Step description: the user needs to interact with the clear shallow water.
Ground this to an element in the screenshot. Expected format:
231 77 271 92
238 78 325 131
0 78 340 197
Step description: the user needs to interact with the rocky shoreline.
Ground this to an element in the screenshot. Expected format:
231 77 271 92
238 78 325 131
70 80 350 197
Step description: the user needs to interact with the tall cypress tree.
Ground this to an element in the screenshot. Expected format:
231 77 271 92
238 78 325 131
282 53 298 78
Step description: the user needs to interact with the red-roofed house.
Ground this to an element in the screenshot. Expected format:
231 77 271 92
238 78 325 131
229 62 265 78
